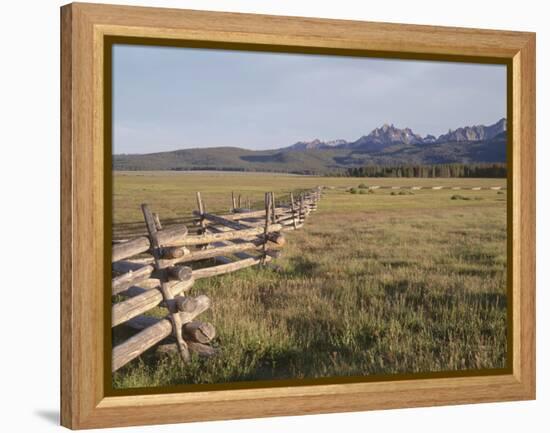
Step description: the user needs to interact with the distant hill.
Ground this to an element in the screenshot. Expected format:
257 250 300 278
284 138 348 151
113 119 507 174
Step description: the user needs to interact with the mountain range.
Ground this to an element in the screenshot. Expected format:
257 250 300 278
114 118 507 174
283 118 506 151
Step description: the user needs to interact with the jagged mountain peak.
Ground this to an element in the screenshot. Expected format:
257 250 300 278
436 118 507 143
423 134 437 143
285 138 348 151
352 124 424 150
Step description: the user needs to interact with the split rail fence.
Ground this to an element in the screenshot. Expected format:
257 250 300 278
111 187 322 372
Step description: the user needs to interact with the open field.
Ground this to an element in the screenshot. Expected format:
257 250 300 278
112 171 507 389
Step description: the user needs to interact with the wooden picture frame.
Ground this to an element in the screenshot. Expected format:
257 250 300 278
60 2 535 429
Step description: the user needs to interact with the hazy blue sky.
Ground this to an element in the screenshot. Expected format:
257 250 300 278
113 44 506 155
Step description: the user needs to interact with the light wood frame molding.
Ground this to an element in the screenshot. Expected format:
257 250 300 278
60 2 535 429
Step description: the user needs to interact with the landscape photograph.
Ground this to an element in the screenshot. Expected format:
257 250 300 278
110 44 508 390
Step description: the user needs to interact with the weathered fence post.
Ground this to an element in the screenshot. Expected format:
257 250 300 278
262 192 272 262
153 213 163 230
141 204 191 363
196 192 205 228
231 191 236 212
290 192 297 230
196 192 209 249
270 191 276 223
299 193 305 223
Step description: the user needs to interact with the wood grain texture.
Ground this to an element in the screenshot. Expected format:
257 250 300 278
111 278 194 327
512 34 536 395
183 321 217 344
112 224 188 262
177 223 284 246
60 4 73 428
111 264 154 295
60 2 536 429
112 295 210 372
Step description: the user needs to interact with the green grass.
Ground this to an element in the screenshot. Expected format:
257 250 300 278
112 172 507 389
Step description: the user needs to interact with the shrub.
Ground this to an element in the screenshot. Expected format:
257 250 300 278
358 183 368 189
359 189 368 194
350 188 358 194
451 194 471 200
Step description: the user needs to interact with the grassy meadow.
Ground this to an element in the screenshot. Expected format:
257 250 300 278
112 171 508 389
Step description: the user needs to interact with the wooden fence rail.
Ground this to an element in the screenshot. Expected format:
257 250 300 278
111 187 322 372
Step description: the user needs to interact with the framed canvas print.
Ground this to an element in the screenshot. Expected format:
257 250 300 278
60 2 536 429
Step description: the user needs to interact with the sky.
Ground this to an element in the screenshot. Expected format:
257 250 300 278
112 44 506 155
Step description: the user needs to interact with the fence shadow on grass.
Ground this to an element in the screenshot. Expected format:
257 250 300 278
285 256 320 277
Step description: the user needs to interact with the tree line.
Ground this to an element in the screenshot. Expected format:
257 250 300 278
341 163 507 178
